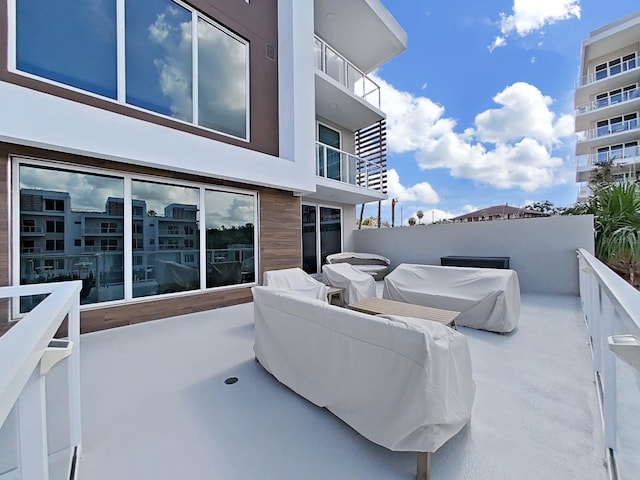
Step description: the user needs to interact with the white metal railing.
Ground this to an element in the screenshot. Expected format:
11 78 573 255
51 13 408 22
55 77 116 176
583 119 640 140
576 87 640 115
314 36 381 109
20 226 44 234
0 281 82 480
576 147 640 169
315 142 384 191
577 248 640 479
577 57 639 87
83 227 123 235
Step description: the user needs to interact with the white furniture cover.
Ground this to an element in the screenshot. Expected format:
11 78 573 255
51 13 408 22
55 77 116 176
262 268 327 302
326 252 391 280
383 264 521 333
252 286 475 453
322 263 377 304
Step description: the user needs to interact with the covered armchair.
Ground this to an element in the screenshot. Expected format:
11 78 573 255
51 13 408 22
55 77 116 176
322 263 377 304
262 267 328 302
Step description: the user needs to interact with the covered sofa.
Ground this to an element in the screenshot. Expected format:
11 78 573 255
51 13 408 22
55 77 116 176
326 252 391 280
322 263 377 304
383 264 521 333
252 285 475 477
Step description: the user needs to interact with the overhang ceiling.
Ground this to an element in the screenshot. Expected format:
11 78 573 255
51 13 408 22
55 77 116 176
314 0 407 74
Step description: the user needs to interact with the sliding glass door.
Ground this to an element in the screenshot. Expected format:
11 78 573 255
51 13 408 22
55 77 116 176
302 204 341 274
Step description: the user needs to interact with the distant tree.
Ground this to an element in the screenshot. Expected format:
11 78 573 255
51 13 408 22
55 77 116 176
416 210 424 224
408 217 417 226
147 209 157 217
358 216 378 227
528 200 556 213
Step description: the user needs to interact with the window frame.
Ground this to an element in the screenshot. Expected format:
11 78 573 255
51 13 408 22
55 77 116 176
8 0 251 142
12 156 259 312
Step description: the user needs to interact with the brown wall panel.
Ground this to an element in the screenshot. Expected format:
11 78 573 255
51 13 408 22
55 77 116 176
259 189 302 275
2 144 302 333
0 0 279 156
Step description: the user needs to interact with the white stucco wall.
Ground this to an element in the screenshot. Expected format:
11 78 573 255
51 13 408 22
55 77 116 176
353 215 595 295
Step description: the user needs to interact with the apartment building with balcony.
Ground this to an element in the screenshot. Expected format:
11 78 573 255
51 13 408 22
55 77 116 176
575 11 640 201
0 0 406 331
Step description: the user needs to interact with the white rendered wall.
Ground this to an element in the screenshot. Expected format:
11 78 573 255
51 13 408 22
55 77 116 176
278 0 316 174
353 215 595 295
0 79 316 194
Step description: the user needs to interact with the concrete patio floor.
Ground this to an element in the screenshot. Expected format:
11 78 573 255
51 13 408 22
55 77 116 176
78 293 607 480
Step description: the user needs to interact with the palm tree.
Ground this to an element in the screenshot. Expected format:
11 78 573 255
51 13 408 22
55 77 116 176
566 182 640 286
408 217 417 226
416 210 424 224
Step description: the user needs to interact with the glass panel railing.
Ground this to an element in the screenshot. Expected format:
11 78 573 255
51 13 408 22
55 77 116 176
578 57 639 87
315 142 383 191
576 88 640 115
314 36 381 109
586 119 640 139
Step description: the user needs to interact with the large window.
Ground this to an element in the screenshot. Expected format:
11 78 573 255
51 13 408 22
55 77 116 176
302 204 341 274
205 190 255 286
131 180 200 298
18 165 125 309
14 0 249 140
15 160 258 310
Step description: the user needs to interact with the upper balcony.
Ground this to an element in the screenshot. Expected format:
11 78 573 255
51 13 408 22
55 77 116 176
314 36 386 132
575 86 640 131
314 0 407 74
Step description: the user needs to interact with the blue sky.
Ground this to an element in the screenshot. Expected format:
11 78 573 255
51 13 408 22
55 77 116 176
364 0 639 225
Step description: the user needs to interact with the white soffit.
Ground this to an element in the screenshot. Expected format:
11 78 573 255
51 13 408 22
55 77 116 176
314 0 407 74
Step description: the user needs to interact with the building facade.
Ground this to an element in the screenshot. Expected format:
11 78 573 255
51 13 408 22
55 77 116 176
450 205 549 223
575 11 640 201
1 0 407 331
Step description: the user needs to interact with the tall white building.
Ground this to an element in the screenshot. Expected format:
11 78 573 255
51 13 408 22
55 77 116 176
575 11 640 201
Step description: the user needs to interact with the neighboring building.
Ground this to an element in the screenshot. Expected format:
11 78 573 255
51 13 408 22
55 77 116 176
450 205 550 223
575 11 640 201
1 0 407 331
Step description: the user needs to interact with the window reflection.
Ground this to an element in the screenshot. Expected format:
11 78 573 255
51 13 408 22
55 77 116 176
16 0 117 98
132 180 200 297
19 166 125 311
198 19 247 138
205 190 255 286
126 0 193 121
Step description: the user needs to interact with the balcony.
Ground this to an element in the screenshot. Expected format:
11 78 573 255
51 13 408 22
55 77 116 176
310 142 386 204
575 87 640 131
575 148 640 182
20 225 45 236
575 56 640 105
83 228 124 236
3 217 639 480
576 119 640 155
314 36 385 131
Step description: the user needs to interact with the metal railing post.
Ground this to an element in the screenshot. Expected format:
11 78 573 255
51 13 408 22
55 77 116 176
17 370 49 480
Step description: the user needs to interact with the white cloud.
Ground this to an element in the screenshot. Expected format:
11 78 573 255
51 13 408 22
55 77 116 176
489 0 580 49
530 56 536 63
375 75 574 192
488 36 507 52
500 0 581 37
385 169 440 205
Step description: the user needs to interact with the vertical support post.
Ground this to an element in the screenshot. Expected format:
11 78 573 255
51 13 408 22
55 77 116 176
601 299 617 453
417 452 430 480
68 296 82 456
17 369 49 480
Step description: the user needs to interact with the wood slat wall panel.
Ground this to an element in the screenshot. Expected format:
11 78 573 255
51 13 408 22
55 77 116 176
1 144 302 333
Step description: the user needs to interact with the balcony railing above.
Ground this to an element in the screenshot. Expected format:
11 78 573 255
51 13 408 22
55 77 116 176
314 36 381 110
576 147 640 168
581 119 640 141
577 56 639 87
576 87 640 115
316 142 384 192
